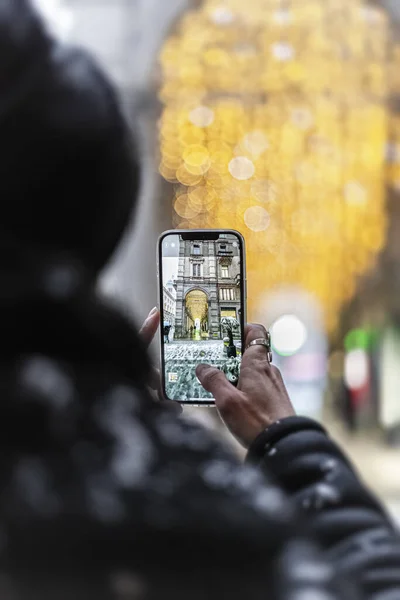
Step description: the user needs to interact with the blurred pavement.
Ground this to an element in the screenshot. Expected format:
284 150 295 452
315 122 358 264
326 418 400 527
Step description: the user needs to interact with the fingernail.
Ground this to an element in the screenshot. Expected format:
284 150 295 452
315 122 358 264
148 307 158 317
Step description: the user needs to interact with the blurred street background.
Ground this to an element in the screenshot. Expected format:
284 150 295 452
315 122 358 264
36 0 400 524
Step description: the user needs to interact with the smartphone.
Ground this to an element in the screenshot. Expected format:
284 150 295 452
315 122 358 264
158 229 246 405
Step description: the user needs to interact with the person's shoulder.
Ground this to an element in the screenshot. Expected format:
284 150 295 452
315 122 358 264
2 355 354 597
7 351 294 539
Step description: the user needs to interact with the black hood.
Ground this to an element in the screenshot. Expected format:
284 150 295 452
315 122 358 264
0 0 139 276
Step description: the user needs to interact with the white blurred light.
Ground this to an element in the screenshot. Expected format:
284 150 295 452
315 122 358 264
344 349 369 390
228 156 255 180
189 106 215 128
272 42 295 61
271 314 308 356
32 0 74 41
360 7 381 23
243 131 269 156
344 181 367 205
211 7 235 25
244 206 270 232
273 9 292 25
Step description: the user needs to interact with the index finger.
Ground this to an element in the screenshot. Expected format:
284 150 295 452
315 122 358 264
242 323 272 363
244 323 268 346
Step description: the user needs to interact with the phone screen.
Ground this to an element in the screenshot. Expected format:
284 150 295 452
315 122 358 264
159 230 245 403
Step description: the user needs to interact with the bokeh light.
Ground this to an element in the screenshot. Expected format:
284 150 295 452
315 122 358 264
344 349 369 390
271 314 308 356
158 0 391 332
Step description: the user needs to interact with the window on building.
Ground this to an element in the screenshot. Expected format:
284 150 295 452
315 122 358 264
221 265 229 278
219 243 232 255
193 263 201 277
219 288 236 301
192 244 201 255
221 309 237 318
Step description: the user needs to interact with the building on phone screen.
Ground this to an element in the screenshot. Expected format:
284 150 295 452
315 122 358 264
163 280 177 332
173 235 241 340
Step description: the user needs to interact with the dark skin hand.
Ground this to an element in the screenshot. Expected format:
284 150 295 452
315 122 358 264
196 323 295 448
140 313 294 436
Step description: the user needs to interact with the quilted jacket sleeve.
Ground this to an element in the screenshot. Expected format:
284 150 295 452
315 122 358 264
247 416 400 600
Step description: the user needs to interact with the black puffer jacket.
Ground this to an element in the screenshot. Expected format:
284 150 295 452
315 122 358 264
247 417 400 599
0 328 357 600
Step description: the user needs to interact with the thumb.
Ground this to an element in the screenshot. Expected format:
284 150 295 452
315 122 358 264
196 364 233 408
139 307 160 347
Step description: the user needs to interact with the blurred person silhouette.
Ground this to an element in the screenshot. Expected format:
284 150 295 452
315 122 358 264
0 1 399 600
163 324 171 343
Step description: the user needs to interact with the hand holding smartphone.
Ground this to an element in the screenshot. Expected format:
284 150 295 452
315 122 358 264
158 230 246 405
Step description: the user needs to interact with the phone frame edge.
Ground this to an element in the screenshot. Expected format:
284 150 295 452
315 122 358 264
157 229 247 407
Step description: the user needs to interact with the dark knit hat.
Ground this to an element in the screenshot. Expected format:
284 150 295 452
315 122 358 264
0 0 139 275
